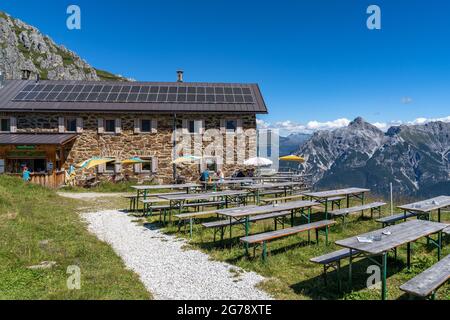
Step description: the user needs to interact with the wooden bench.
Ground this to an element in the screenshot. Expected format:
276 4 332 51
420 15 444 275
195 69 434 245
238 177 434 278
203 211 292 242
330 202 386 225
175 210 220 237
443 227 450 236
310 248 361 292
261 193 305 204
315 196 345 211
240 220 336 260
123 195 138 211
400 254 450 299
376 212 417 228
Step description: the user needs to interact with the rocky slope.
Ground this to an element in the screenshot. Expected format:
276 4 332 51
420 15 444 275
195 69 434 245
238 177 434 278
297 117 450 197
0 11 125 81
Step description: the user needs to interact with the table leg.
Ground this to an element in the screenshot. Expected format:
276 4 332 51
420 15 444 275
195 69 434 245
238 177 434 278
349 248 353 290
190 218 193 238
407 242 411 271
361 192 365 205
245 216 250 255
438 209 441 222
438 231 442 261
381 252 387 300
324 199 328 220
346 194 350 208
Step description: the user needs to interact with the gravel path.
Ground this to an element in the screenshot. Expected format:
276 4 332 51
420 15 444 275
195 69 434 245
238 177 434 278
82 210 272 300
58 192 130 200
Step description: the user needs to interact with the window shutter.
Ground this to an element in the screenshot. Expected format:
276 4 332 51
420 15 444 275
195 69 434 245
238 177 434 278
115 162 122 173
134 118 141 134
200 120 206 134
237 119 243 133
151 120 158 133
98 163 105 173
76 117 83 133
182 119 188 134
151 157 158 173
195 120 204 134
10 117 17 133
115 119 122 134
58 117 65 133
220 119 226 134
98 118 104 134
134 163 142 173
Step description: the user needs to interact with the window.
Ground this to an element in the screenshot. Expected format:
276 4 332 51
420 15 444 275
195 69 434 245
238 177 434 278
65 118 77 132
105 119 115 133
226 120 237 132
0 118 10 132
141 119 152 133
141 157 152 173
187 120 202 134
105 161 116 173
206 158 217 172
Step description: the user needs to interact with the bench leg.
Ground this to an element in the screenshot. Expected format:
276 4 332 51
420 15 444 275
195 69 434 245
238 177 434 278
262 241 267 261
336 261 342 293
323 265 328 286
315 229 319 245
407 242 411 271
190 218 193 238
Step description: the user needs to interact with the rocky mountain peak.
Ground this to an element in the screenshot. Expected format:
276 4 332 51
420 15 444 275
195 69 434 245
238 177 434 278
0 11 125 81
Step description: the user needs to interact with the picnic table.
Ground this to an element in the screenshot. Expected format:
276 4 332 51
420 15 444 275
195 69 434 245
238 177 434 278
216 200 319 253
397 195 450 222
200 179 253 191
242 181 302 204
131 183 201 209
158 190 249 222
303 188 370 218
335 219 448 300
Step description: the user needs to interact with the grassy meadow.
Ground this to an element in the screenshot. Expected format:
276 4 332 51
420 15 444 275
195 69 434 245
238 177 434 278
0 176 151 300
141 192 450 300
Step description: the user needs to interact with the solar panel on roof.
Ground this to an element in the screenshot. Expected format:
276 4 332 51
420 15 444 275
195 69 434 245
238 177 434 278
111 86 121 93
130 86 141 93
11 83 257 105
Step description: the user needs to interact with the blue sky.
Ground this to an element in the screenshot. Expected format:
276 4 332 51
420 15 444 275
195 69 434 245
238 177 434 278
1 1 450 134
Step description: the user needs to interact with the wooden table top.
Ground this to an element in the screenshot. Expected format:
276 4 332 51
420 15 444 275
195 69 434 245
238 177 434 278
241 181 301 190
335 220 449 255
397 196 450 213
217 200 319 218
131 183 201 190
303 188 371 199
158 190 248 201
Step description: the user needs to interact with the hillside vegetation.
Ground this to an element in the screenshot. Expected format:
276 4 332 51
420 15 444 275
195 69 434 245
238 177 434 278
0 175 150 299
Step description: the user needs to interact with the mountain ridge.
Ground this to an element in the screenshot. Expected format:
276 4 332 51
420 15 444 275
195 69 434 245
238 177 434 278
0 11 126 81
297 118 450 197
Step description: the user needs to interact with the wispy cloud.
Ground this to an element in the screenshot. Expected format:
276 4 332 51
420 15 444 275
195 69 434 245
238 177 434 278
258 116 450 136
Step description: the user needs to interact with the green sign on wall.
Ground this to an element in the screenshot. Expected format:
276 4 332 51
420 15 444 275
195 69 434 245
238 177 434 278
16 145 36 150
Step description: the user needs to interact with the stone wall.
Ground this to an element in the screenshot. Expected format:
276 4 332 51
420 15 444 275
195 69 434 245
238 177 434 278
0 111 257 183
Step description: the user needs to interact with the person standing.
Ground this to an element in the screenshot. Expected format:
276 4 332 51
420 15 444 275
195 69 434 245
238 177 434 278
22 166 31 182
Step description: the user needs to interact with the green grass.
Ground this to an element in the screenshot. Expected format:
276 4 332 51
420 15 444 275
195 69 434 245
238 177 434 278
145 196 450 300
94 68 127 81
60 181 140 193
0 175 151 299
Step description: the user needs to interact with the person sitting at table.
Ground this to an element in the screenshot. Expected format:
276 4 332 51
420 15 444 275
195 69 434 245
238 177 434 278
217 169 225 183
199 169 210 182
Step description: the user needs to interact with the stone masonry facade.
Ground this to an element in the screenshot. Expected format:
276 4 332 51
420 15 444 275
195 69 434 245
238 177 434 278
0 111 257 183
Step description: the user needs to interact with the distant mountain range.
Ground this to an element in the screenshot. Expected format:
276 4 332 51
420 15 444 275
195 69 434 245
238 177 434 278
0 11 126 81
296 117 450 198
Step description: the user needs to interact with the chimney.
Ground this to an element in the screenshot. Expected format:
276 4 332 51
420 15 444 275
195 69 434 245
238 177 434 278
177 70 184 82
0 71 4 89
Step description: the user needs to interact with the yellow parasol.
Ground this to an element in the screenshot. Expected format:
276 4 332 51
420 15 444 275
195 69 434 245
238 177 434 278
76 157 115 170
279 155 305 163
171 155 201 164
121 157 151 165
